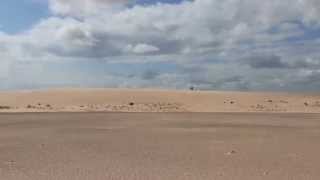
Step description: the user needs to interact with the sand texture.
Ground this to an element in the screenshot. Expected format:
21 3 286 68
0 89 320 113
0 113 320 180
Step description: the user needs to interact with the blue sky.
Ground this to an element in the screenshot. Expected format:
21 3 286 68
1 0 320 91
0 0 49 34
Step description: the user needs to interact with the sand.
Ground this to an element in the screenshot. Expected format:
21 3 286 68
0 112 320 180
0 88 320 113
1 89 320 179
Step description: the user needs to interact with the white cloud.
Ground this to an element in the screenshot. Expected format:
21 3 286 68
4 0 320 60
1 0 320 90
49 0 130 16
126 43 160 54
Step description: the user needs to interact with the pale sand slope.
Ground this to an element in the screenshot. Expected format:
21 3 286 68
0 88 320 112
0 113 320 180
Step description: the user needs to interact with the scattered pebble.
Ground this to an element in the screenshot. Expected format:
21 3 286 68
226 150 237 155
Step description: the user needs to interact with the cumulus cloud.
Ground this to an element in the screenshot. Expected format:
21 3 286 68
1 0 320 91
126 44 160 54
6 0 320 59
49 0 130 16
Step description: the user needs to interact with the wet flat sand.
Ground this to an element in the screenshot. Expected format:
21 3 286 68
0 113 320 180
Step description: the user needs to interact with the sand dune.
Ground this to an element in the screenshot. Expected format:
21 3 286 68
0 88 320 113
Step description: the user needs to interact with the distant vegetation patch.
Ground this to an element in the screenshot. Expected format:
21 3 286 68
0 106 11 110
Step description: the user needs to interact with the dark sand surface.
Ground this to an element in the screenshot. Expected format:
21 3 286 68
0 113 320 180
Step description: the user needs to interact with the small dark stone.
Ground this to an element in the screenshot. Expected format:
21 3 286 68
129 102 135 106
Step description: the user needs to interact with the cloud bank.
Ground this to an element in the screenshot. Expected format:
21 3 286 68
1 0 320 91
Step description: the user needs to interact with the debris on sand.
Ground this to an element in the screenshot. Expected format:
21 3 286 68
46 104 51 108
280 100 289 104
27 105 33 109
129 102 135 106
263 171 270 176
256 104 265 109
0 106 11 110
226 150 237 155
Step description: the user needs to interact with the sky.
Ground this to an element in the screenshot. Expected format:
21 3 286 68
1 0 320 91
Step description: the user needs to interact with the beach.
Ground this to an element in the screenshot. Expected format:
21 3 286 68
0 89 319 113
0 112 320 180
